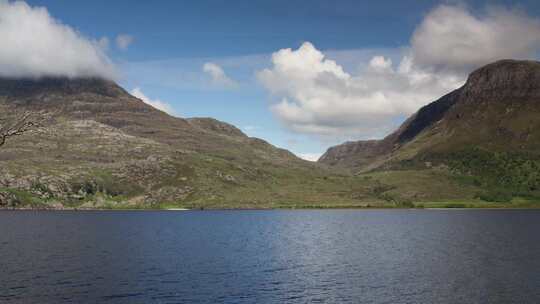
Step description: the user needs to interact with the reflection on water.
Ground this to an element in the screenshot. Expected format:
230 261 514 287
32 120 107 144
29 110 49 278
1 210 540 303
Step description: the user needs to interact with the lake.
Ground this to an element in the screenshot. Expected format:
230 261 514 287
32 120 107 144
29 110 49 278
1 210 540 303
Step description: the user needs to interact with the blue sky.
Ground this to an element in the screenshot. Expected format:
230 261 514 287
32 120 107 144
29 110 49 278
18 0 540 160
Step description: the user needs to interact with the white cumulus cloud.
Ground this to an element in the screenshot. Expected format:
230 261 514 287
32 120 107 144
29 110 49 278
115 34 133 50
257 42 463 138
203 62 237 88
411 5 540 72
296 153 323 162
257 5 540 140
130 87 175 115
0 1 117 79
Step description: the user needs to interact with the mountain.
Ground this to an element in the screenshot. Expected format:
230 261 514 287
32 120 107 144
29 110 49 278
320 60 540 202
0 77 372 209
318 87 462 171
3 60 540 209
320 60 540 168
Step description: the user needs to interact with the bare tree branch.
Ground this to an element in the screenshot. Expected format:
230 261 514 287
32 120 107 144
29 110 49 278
0 110 45 148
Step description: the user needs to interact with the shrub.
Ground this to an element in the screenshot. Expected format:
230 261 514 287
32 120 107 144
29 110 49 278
444 203 466 208
477 190 512 203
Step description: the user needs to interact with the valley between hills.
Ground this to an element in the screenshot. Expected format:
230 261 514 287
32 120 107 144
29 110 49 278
2 60 540 209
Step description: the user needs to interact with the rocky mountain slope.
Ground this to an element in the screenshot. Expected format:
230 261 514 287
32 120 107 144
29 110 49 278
0 77 378 209
320 60 540 202
320 60 540 167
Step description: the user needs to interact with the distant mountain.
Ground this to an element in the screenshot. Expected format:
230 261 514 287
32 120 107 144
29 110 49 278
320 60 540 202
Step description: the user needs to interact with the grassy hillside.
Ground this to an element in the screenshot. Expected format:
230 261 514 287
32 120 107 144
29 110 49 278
0 115 511 209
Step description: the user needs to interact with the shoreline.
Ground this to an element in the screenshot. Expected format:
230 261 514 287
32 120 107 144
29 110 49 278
2 206 540 211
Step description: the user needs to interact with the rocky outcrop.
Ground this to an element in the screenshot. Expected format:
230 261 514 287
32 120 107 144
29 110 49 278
318 140 382 168
0 190 20 208
187 117 246 138
461 60 540 101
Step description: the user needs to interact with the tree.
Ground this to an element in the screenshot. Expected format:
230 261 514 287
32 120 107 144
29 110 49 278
0 111 41 148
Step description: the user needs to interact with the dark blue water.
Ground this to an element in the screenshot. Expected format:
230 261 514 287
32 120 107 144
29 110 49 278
1 210 540 303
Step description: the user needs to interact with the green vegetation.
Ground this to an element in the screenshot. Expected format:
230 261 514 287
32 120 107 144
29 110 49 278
0 187 49 208
4 141 540 209
443 148 540 202
5 143 540 209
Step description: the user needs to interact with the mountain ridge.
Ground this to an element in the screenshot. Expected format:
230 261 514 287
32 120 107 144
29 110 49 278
319 59 540 170
2 59 540 209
